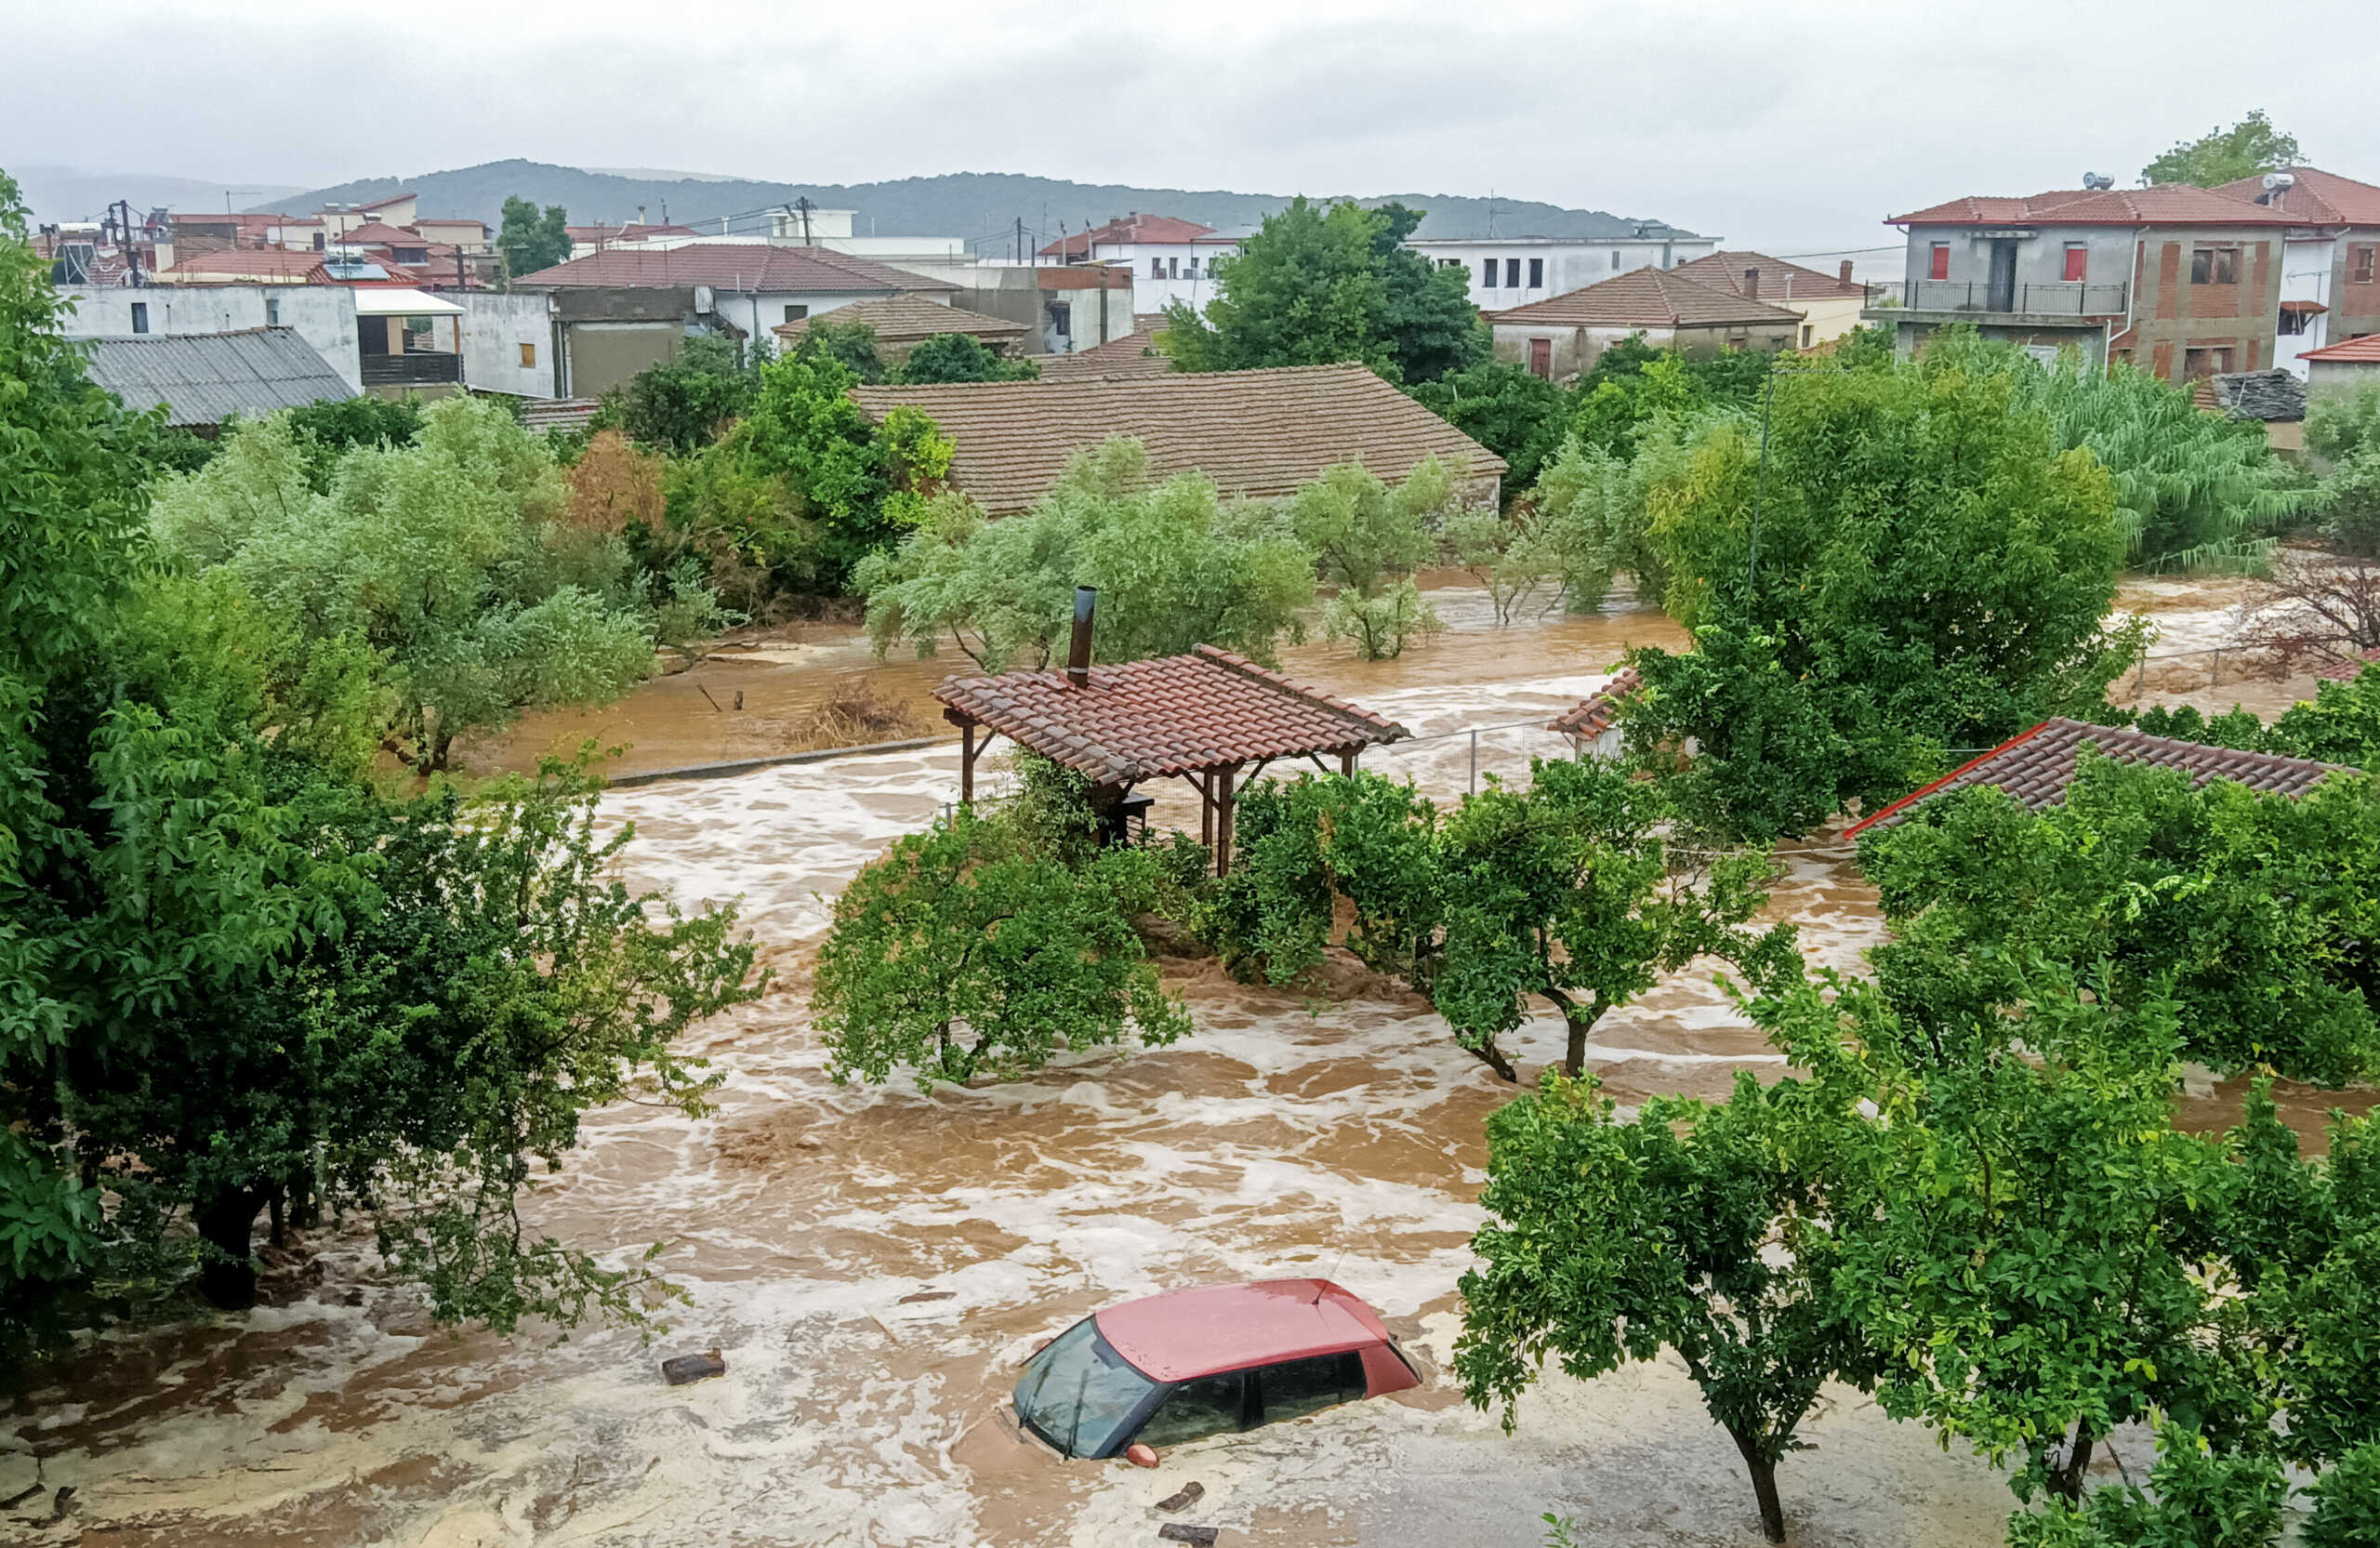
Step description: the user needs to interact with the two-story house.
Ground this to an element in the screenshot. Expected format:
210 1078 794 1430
1404 227 1720 311
1871 186 2298 380
1038 213 1246 317
2211 166 2380 378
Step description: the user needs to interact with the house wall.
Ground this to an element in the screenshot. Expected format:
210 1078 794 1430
57 283 361 390
894 266 1139 354
2328 229 2380 350
456 292 556 397
1782 292 1870 348
2274 235 2336 378
1490 323 1674 379
562 322 681 396
2118 225 2285 380
2309 358 2380 394
1078 242 1237 317
1409 238 1723 311
706 289 928 348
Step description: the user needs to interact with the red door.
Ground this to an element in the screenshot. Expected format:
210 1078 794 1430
1528 337 1553 378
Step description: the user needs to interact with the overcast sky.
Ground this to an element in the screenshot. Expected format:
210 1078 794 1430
7 0 2376 252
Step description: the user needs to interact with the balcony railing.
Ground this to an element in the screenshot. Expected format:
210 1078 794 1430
1902 280 2128 317
361 351 462 388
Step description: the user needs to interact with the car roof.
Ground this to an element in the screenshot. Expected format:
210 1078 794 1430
1093 1279 1392 1383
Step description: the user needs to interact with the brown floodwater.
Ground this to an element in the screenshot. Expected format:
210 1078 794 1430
4 574 2363 1547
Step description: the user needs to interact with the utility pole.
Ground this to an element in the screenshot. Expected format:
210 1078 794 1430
116 200 143 286
1015 216 1025 265
794 194 815 245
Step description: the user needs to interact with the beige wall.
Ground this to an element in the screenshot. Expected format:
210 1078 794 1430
1782 293 1868 348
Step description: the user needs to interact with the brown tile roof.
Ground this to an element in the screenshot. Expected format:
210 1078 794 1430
354 192 416 212
1036 328 1173 380
2213 166 2380 227
1671 250 1869 302
1845 718 2347 835
158 250 334 283
851 364 1502 515
564 222 700 241
1890 186 2296 228
774 293 1025 345
934 643 1407 782
2303 335 2380 364
337 220 425 246
1548 668 1640 737
514 244 955 293
2316 649 2380 682
1487 267 1802 328
1038 213 1217 258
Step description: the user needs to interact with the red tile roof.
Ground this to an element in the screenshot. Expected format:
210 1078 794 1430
1548 668 1640 737
354 192 416 212
335 220 425 246
2303 334 2380 364
1036 328 1173 380
1038 213 1218 258
158 250 334 283
2213 166 2380 227
1845 718 2346 836
774 293 1024 345
1671 250 1869 302
515 244 952 293
853 364 1501 515
1890 186 2297 228
2315 650 2380 682
1488 267 1802 328
564 222 700 242
934 644 1407 783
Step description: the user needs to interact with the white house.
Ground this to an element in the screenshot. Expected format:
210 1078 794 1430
2210 167 2380 380
1038 213 1246 317
57 283 361 391
1405 231 1724 312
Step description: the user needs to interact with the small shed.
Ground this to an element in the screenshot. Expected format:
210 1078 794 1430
1844 718 2347 836
2193 369 2307 452
933 599 1407 872
81 326 355 429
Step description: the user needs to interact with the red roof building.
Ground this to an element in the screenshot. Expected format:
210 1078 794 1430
514 243 950 295
1548 668 1640 742
1038 213 1223 260
2303 334 2380 364
1487 268 1801 379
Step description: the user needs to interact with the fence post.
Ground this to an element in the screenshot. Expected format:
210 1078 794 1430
2212 648 2221 688
1469 729 1478 796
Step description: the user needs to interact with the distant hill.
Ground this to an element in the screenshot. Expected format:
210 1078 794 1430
258 159 1703 246
14 165 307 226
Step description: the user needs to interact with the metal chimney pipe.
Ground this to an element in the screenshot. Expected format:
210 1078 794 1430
1066 587 1096 687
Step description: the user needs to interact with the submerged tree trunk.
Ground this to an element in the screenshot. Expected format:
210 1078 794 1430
195 1187 268 1310
1465 1036 1517 1082
1730 1430 1788 1544
2050 1422 2096 1504
1562 1011 1597 1079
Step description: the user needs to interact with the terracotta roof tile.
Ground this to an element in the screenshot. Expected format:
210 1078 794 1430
337 221 426 245
1671 251 1869 302
515 244 954 293
1487 267 1802 328
1037 328 1173 380
2302 335 2380 364
1038 213 1218 258
1549 668 1640 737
2212 166 2380 227
852 364 1501 515
2316 650 2380 682
1890 187 2296 228
774 293 1025 345
1846 718 2347 835
935 644 1407 782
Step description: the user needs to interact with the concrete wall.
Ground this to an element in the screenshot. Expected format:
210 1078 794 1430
456 291 557 398
2120 227 2285 380
563 322 681 397
1490 316 1795 380
57 284 361 390
1782 293 1871 347
2327 232 2380 349
2274 236 2336 378
2309 359 2380 395
895 266 1139 355
1409 238 1723 311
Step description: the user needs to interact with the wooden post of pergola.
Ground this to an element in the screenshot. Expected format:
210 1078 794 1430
932 644 1408 875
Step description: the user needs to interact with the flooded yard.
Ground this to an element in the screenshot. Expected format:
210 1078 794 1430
6 574 2368 1547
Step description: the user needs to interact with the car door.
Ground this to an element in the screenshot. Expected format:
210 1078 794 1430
1130 1369 1250 1449
1252 1350 1367 1426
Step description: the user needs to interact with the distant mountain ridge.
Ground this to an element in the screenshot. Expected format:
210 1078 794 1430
258 159 1704 245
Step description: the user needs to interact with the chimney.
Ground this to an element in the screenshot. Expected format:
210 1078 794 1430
636 205 647 227
1840 258 1856 284
1742 267 1760 299
1066 587 1097 688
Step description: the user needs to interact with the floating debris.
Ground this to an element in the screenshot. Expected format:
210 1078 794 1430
1157 1526 1218 1546
659 1349 726 1386
1155 1481 1205 1514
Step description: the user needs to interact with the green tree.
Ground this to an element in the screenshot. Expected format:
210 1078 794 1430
813 806 1190 1088
1287 456 1459 659
890 332 1040 385
2306 1444 2380 1548
150 398 665 772
855 437 1316 670
2004 1429 2287 1548
786 316 885 382
1457 1070 1873 1543
621 335 759 455
1407 358 1572 496
1163 197 1487 385
1527 413 1705 615
497 194 573 278
1859 757 2380 1086
1208 761 1792 1080
2141 111 2303 188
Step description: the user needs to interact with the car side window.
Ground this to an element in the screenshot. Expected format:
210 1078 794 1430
1132 1370 1246 1449
1257 1350 1366 1424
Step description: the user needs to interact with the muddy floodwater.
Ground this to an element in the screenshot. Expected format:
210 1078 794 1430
7 576 2370 1546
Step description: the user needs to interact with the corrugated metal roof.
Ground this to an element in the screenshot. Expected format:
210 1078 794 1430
82 327 355 427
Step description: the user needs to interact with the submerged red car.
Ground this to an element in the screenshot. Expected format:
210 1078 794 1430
1012 1278 1421 1461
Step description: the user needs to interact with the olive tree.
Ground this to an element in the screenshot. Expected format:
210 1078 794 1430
1287 456 1461 660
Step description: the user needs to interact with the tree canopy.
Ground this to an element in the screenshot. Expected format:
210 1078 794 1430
890 332 1040 385
2140 111 2303 188
1163 197 1487 385
497 195 573 278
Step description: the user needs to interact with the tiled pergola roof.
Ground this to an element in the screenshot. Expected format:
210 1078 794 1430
1549 668 1640 739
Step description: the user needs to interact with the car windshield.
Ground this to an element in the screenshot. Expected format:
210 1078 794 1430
1012 1318 1158 1459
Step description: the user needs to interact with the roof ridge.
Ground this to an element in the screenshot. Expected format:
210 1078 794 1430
1189 644 1408 738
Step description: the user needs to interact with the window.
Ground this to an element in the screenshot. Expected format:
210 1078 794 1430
2063 244 2088 283
1257 1352 1365 1425
2182 346 2233 377
1801 324 1815 349
265 298 280 325
129 301 149 334
1505 258 1521 289
1481 258 1496 288
1046 300 1072 337
784 304 808 323
1132 1370 1246 1450
2190 245 2240 284
1527 257 1543 289
1168 256 1179 279
312 232 324 251
1928 243 1950 281
1012 1321 1159 1459
519 341 537 367
2354 245 2377 284
1611 249 1622 271
1184 257 1197 278
2279 307 2311 337
1150 257 1164 279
